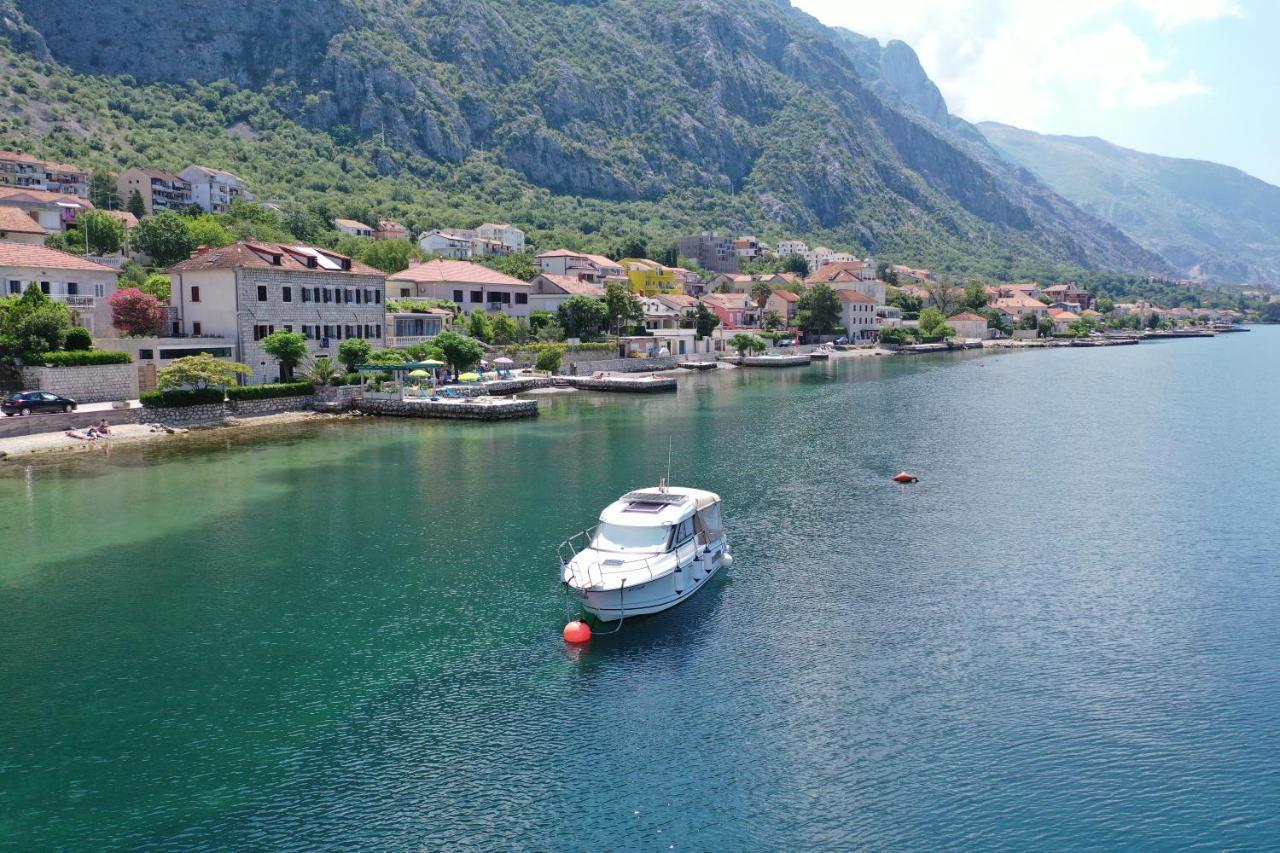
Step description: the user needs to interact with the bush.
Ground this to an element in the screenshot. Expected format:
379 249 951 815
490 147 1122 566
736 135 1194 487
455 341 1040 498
225 382 314 400
63 326 93 351
37 350 132 366
534 344 566 373
141 387 225 407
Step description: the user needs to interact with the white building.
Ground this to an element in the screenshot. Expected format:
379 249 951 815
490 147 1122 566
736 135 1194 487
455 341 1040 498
947 311 991 340
0 186 92 233
387 259 531 318
775 240 809 257
837 290 881 341
0 242 120 335
475 223 525 254
535 249 625 282
178 165 252 214
418 229 476 259
333 219 373 238
418 224 525 259
528 273 605 314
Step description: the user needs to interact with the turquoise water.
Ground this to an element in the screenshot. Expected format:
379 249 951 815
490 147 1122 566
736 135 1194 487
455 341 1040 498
2 330 1279 849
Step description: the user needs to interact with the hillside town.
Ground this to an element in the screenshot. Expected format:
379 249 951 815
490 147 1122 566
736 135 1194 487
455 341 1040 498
1 149 1273 414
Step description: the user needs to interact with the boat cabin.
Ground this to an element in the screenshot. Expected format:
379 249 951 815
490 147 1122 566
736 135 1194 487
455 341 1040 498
591 488 724 554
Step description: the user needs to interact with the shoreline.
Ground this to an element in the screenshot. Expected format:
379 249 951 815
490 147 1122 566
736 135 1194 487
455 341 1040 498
0 410 351 462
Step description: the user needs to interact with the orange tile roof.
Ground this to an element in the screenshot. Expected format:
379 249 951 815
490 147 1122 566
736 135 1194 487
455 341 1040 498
534 274 604 296
333 218 372 230
389 258 528 286
102 210 139 228
770 288 799 302
836 290 875 304
0 207 47 234
807 261 870 283
948 312 987 322
0 242 119 273
167 242 381 275
0 186 94 208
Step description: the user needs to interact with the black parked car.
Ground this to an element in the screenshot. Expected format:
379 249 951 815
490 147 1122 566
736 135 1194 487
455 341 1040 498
2 391 78 416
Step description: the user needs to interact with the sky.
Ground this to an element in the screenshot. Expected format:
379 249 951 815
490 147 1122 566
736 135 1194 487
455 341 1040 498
792 0 1280 186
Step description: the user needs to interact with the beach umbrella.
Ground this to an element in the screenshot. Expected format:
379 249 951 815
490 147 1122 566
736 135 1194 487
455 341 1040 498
418 359 446 368
407 369 430 378
494 357 514 366
459 372 480 382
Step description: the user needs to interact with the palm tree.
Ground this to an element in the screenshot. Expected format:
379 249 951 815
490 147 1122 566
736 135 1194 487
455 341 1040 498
750 280 773 327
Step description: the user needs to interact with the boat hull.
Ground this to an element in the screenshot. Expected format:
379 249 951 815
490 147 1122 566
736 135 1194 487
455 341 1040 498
569 544 730 622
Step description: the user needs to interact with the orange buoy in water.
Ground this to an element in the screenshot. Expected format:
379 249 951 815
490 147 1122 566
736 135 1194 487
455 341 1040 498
563 620 592 644
892 472 919 484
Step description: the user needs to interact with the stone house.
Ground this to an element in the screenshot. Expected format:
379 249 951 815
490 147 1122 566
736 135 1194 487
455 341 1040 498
947 311 991 340
838 290 880 340
0 242 120 335
167 242 387 383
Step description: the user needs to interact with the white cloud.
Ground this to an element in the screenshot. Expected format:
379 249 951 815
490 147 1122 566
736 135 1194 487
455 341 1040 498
793 0 1237 127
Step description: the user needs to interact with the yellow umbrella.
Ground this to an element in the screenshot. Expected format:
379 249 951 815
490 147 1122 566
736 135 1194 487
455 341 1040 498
459 372 480 382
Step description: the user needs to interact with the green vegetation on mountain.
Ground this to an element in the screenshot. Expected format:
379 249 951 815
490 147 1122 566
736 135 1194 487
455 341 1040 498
979 122 1280 286
1 0 1169 281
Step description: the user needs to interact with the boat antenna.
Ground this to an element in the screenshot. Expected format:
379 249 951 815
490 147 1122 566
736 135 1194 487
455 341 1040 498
665 436 673 490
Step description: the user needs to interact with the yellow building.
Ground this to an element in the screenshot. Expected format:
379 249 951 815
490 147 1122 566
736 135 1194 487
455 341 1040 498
619 258 678 295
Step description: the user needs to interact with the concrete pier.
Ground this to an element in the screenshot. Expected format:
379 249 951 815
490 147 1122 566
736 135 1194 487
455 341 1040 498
363 397 538 420
740 354 812 367
563 374 678 392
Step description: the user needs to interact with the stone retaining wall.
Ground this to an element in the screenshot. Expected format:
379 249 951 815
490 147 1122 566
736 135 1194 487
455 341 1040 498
740 354 812 367
140 403 228 428
227 396 316 417
20 364 138 404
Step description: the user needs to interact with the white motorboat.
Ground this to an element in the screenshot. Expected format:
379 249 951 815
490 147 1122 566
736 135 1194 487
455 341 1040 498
558 486 732 622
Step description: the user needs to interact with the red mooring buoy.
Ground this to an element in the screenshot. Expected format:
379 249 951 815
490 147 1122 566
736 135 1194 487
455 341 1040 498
892 472 919 484
563 620 592 644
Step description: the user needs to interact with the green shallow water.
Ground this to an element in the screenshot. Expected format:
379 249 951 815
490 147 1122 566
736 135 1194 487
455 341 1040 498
2 331 1279 849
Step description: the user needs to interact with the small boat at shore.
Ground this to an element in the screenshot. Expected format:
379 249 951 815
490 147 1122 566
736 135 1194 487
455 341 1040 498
558 486 732 621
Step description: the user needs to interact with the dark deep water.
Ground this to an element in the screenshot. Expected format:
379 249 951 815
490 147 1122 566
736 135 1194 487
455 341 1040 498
2 329 1278 849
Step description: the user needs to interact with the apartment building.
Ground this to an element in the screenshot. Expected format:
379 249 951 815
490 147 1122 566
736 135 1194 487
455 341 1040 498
0 243 120 335
118 167 194 215
387 259 531 318
178 165 253 214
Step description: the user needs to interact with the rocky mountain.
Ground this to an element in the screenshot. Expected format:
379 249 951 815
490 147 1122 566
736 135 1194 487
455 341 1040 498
978 122 1280 285
0 0 1169 276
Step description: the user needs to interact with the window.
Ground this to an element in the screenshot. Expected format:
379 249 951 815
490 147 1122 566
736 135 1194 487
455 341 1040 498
322 288 331 304
355 289 363 304
282 286 292 303
40 281 50 294
453 289 464 303
257 285 267 302
192 322 202 335
374 290 381 305
313 287 321 302
345 289 354 303
190 285 201 303
673 517 695 547
375 324 382 339
344 325 355 339
515 293 528 305
301 288 310 303
283 325 293 333
592 523 670 551
471 290 483 303
66 282 78 295
401 288 411 298
7 280 19 294
139 349 154 360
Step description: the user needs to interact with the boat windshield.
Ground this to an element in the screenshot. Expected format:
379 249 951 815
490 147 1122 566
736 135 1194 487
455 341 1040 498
592 522 670 552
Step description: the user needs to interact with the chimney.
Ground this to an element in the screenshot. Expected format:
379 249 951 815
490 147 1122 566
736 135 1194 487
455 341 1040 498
192 245 211 257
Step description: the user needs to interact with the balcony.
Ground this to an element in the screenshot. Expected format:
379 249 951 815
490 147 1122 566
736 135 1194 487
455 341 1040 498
52 294 96 309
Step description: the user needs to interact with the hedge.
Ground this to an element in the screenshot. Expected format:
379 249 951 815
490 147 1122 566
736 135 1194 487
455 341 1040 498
503 341 616 356
36 350 132 366
140 387 225 407
226 382 314 400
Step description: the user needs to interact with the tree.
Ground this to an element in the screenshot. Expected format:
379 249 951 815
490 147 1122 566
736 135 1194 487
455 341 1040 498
186 215 236 248
796 284 842 335
109 287 166 336
557 295 608 339
260 330 309 381
359 239 419 274
781 254 809 277
467 308 493 343
528 310 556 334
537 320 566 342
126 189 146 219
304 356 341 386
1261 302 1280 323
0 284 73 359
604 280 643 337
534 344 565 373
89 170 122 211
513 316 531 343
157 353 251 389
486 252 538 281
490 313 517 344
76 210 124 255
886 286 923 318
685 303 720 338
612 236 647 261
433 330 485 373
728 333 766 356
1096 294 1116 315
878 326 917 345
141 274 171 302
961 281 989 312
134 212 196 266
918 307 955 339
983 308 1011 336
877 261 899 285
63 326 92 351
750 280 773 320
337 338 373 371
924 278 961 316
1037 317 1055 338
761 309 785 331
